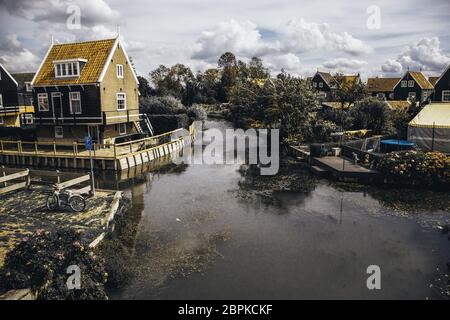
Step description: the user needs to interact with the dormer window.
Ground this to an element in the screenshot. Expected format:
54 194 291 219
53 59 87 78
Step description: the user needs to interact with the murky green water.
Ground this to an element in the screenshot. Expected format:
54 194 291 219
99 120 449 300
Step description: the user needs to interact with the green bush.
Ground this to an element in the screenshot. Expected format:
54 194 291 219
140 95 186 115
0 229 108 300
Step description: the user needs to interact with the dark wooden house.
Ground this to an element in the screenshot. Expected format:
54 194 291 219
393 71 434 103
431 65 450 102
0 63 34 127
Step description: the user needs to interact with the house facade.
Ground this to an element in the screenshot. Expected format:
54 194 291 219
31 37 142 143
431 65 450 102
310 72 339 101
0 64 34 127
393 71 434 103
366 77 400 100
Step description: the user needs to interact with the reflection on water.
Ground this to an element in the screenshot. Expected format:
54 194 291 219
98 120 449 300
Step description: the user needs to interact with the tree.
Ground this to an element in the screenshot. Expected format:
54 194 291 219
229 69 318 141
351 97 393 134
218 52 239 102
137 76 153 97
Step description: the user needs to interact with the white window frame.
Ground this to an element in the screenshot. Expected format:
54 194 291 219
54 61 82 78
116 64 124 78
23 114 34 125
118 123 127 135
38 93 49 111
54 126 64 138
442 90 450 102
116 93 126 110
0 93 3 108
319 82 323 88
408 92 416 99
408 80 414 87
313 82 317 88
376 93 385 99
401 80 407 88
389 93 394 99
25 82 32 92
69 92 82 114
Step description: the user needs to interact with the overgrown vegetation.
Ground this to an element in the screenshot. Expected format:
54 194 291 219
376 151 450 188
0 229 108 300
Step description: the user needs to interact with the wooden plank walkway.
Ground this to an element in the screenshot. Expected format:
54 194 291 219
312 156 379 181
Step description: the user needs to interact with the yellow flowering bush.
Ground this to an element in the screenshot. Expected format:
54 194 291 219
376 151 450 187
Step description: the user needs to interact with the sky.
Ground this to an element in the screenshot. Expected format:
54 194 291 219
1 0 450 81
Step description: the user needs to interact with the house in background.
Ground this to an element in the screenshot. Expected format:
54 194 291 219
310 71 361 101
31 37 147 144
0 64 35 128
431 64 450 102
392 71 434 103
310 71 339 101
366 77 400 100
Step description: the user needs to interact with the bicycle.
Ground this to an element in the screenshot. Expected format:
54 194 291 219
46 186 86 212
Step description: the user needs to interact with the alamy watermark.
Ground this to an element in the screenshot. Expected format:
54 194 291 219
172 122 280 176
366 265 381 290
66 265 81 290
66 4 81 30
366 5 381 30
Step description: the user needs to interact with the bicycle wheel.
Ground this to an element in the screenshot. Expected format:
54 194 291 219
69 195 86 212
46 194 59 211
59 193 70 209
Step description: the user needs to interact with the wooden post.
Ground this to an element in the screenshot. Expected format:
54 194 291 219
73 142 77 157
18 141 22 154
53 141 56 156
56 170 61 184
0 140 3 153
34 142 38 155
113 143 117 159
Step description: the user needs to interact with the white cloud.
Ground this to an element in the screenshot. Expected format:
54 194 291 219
279 19 371 56
382 37 450 74
192 20 274 60
0 34 39 72
381 59 403 73
322 58 367 70
191 18 370 64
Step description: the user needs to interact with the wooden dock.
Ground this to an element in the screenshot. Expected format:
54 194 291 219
0 122 197 171
312 156 379 182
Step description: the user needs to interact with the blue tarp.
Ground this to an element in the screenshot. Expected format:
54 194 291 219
381 139 415 147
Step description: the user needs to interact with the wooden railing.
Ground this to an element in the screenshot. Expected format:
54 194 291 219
0 125 193 160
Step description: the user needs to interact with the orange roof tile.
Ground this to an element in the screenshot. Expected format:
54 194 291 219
33 38 117 86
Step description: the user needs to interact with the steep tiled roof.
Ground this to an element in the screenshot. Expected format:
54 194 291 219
33 38 117 86
317 72 338 88
409 71 434 90
366 77 400 92
335 75 360 87
11 72 34 91
428 76 440 86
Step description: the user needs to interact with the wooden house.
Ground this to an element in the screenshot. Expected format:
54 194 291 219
0 64 34 127
392 71 434 103
31 37 147 143
431 65 450 102
366 77 400 100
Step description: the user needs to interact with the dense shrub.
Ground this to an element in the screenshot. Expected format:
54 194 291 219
140 95 186 115
0 229 108 300
311 120 337 142
351 97 393 134
376 151 450 187
187 104 207 121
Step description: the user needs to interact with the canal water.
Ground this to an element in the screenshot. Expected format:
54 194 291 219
101 120 449 300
